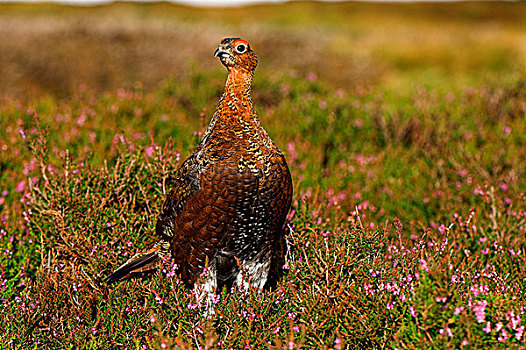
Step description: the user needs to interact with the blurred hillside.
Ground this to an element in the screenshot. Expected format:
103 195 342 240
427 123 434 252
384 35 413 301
1 1 525 100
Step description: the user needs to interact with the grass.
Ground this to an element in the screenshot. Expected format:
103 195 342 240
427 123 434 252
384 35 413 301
1 1 526 348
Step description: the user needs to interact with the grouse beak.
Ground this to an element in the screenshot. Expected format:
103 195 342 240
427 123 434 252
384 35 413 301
214 43 236 67
214 47 231 59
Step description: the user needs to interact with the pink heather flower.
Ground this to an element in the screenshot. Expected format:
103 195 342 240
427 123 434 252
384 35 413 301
472 300 487 323
145 146 154 158
334 337 341 350
473 186 484 195
155 296 163 304
481 248 489 254
446 327 453 337
273 326 281 334
451 275 459 283
419 259 429 272
502 126 511 135
286 142 298 164
15 181 25 192
435 296 447 303
461 340 469 346
409 306 416 318
306 72 317 81
516 326 524 341
506 310 521 330
483 321 491 333
498 329 508 343
76 114 86 126
293 326 300 332
479 285 489 295
454 307 464 315
386 302 394 310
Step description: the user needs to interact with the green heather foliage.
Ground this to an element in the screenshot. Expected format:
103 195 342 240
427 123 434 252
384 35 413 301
1 2 526 349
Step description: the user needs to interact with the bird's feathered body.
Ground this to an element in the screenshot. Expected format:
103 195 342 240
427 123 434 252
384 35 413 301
106 38 292 309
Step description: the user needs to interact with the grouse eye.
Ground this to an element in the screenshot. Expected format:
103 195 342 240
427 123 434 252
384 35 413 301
235 44 247 54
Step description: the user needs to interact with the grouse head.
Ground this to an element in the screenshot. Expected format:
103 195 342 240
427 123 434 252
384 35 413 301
214 38 258 73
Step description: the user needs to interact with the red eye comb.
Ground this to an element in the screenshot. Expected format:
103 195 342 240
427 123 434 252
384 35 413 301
233 39 249 47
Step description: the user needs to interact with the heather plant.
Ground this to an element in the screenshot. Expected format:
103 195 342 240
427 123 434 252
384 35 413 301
1 69 525 348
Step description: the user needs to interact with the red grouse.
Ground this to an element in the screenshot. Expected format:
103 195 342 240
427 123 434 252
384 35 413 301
106 38 293 312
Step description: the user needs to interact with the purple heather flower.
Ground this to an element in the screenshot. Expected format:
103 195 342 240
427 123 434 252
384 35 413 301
15 181 25 192
473 300 487 323
516 326 524 341
498 329 508 343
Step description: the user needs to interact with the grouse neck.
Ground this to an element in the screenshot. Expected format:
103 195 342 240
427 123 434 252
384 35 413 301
223 68 253 104
214 68 257 123
200 67 264 148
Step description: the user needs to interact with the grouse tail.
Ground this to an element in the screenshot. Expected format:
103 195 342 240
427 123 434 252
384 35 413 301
104 240 170 284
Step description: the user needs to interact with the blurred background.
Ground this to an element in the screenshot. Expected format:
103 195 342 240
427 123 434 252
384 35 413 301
1 0 525 101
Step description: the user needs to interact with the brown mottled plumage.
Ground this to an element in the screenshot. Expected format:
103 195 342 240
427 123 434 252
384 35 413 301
106 38 293 312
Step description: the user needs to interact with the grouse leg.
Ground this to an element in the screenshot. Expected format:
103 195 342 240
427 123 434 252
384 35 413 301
193 260 218 317
235 251 271 293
